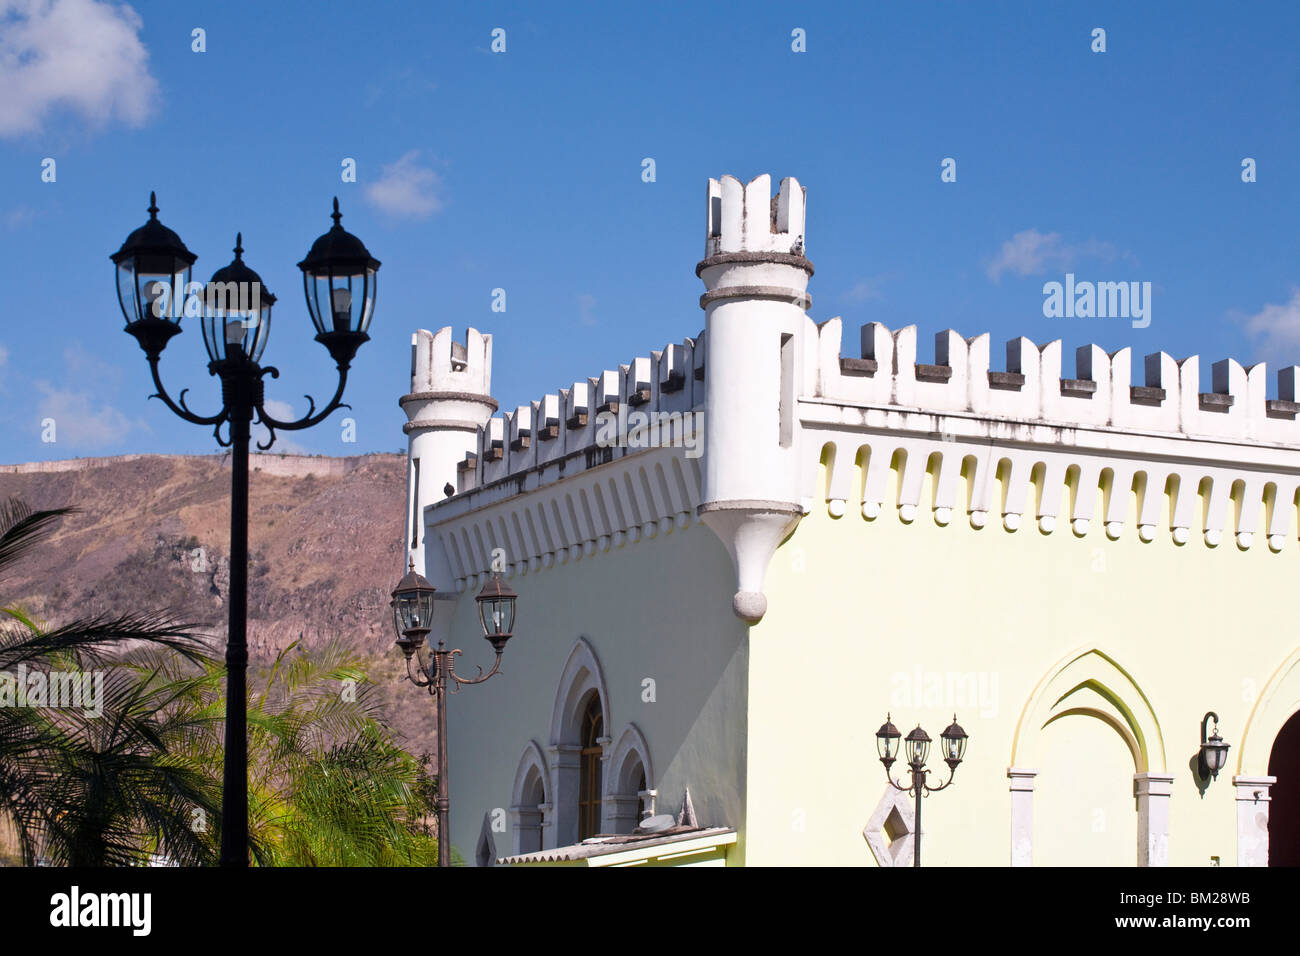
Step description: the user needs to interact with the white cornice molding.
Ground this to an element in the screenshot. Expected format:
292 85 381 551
425 443 702 592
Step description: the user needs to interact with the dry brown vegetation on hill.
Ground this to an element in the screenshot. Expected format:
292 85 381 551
0 453 437 760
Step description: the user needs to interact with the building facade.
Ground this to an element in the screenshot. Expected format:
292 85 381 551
400 174 1300 867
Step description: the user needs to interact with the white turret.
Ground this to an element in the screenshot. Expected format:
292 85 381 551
401 327 497 577
696 175 813 623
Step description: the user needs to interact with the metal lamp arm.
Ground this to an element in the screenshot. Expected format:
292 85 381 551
446 648 504 690
921 764 958 794
882 762 919 794
147 357 227 426
256 363 351 433
405 644 434 688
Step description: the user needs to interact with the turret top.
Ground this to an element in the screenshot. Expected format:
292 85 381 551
705 174 806 258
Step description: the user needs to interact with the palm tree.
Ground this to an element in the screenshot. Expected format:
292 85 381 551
0 498 221 866
1 498 442 867
236 640 442 866
125 639 444 866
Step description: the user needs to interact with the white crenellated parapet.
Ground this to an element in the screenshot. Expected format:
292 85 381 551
459 334 706 495
817 319 1300 448
706 173 805 258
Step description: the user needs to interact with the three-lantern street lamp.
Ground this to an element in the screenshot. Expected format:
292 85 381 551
875 714 968 867
391 563 518 867
111 193 380 866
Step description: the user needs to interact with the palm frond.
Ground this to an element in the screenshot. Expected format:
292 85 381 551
0 501 74 580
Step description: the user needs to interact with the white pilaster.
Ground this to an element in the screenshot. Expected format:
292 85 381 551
1134 772 1175 866
1232 775 1276 867
1007 768 1037 866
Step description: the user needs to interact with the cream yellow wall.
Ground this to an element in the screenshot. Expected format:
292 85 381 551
746 451 1300 866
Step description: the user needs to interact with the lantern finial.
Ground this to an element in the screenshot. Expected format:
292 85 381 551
331 196 342 227
148 191 159 219
233 233 243 260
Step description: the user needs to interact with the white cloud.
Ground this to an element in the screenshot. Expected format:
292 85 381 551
1240 288 1300 359
4 205 37 229
0 0 159 137
364 151 444 219
35 381 145 448
985 229 1117 283
840 274 896 304
577 293 597 327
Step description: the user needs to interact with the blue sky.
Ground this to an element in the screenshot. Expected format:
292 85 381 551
1 0 1298 461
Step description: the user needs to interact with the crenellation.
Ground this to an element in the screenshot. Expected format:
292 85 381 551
509 404 533 452
593 370 620 413
538 394 562 440
411 326 492 395
705 174 806 258
817 321 1300 449
625 356 652 406
444 334 709 517
564 382 589 428
658 343 687 394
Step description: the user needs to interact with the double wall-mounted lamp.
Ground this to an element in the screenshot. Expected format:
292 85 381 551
1198 711 1230 780
391 563 519 867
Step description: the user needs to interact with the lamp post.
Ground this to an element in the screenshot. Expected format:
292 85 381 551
111 193 380 866
391 564 518 867
875 713 968 867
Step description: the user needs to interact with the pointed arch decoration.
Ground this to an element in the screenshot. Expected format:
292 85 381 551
1232 646 1300 866
509 740 550 855
1011 646 1166 772
1008 646 1171 867
1237 646 1300 775
604 723 654 833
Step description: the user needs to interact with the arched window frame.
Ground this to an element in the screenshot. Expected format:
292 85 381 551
605 723 654 834
509 740 550 855
547 637 612 847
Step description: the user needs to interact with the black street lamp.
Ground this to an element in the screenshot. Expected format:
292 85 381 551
875 713 968 867
391 564 518 867
111 193 380 866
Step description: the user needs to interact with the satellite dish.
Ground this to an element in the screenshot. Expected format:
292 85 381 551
637 814 676 833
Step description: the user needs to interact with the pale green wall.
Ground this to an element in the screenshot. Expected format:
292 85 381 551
439 518 748 863
747 456 1300 866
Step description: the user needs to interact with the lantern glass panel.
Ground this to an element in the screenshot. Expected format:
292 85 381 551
1207 739 1228 774
478 594 516 639
876 726 900 762
942 733 967 763
359 268 377 333
120 258 190 326
392 589 433 636
203 287 272 364
305 271 373 336
905 736 929 766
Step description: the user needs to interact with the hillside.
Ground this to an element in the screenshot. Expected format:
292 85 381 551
0 452 437 760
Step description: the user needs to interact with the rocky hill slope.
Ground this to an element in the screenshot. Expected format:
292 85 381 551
0 452 437 758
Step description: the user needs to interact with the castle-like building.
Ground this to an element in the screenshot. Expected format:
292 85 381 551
400 174 1299 866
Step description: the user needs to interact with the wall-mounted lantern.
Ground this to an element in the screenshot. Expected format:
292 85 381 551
1198 711 1230 780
